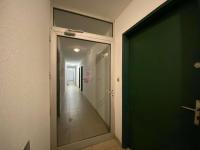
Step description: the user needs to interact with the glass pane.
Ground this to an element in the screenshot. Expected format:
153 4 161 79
54 8 113 37
57 36 111 146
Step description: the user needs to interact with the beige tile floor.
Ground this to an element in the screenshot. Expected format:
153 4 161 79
81 139 124 150
58 85 109 146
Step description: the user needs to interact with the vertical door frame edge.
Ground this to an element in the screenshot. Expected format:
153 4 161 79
50 27 114 150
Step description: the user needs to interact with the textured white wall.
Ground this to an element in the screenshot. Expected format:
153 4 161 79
81 49 97 107
113 0 166 142
81 46 111 126
0 0 50 150
96 50 110 126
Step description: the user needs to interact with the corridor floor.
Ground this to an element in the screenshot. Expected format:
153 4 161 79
58 85 109 146
81 139 124 150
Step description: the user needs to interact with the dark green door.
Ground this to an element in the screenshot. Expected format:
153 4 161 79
122 0 200 150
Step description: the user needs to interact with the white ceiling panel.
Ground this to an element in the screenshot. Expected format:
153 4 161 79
53 0 132 21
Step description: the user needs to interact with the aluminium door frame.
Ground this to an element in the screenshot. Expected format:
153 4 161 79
50 26 114 150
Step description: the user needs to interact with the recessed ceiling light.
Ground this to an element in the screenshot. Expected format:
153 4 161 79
104 53 109 57
73 48 80 52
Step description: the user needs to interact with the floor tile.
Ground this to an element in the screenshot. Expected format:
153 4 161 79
58 85 109 146
81 139 123 150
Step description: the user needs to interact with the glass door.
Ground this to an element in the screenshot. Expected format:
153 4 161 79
50 29 113 149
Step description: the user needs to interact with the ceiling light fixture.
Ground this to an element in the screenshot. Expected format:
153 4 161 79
104 53 109 57
73 48 80 53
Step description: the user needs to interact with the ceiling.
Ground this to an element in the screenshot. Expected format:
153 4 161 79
53 0 132 21
59 37 93 64
59 37 109 64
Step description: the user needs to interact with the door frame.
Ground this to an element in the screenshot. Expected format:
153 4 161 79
50 26 114 150
80 66 83 92
122 0 200 148
79 67 81 89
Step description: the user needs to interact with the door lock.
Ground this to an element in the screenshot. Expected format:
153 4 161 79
181 100 200 126
194 62 200 69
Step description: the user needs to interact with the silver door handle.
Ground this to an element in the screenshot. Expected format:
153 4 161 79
181 100 200 126
180 106 196 112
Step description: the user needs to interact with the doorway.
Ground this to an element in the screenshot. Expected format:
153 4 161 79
122 0 200 150
66 66 76 85
50 27 113 150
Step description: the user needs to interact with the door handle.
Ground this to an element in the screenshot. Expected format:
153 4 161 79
181 106 196 112
181 100 200 126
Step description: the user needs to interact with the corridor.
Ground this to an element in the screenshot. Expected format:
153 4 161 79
57 84 109 146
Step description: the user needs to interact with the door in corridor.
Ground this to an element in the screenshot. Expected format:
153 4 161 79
57 36 112 147
66 67 76 85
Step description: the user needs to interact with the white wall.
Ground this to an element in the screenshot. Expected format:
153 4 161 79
81 49 97 107
113 0 166 142
0 0 50 150
81 46 111 126
96 49 110 126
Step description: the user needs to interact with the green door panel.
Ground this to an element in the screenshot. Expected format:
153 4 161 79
129 12 182 150
123 0 200 150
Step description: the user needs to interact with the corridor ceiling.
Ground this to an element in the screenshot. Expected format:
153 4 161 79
52 0 132 21
59 37 108 64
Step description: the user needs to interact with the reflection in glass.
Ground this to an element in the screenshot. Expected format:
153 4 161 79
57 36 111 146
54 8 113 37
